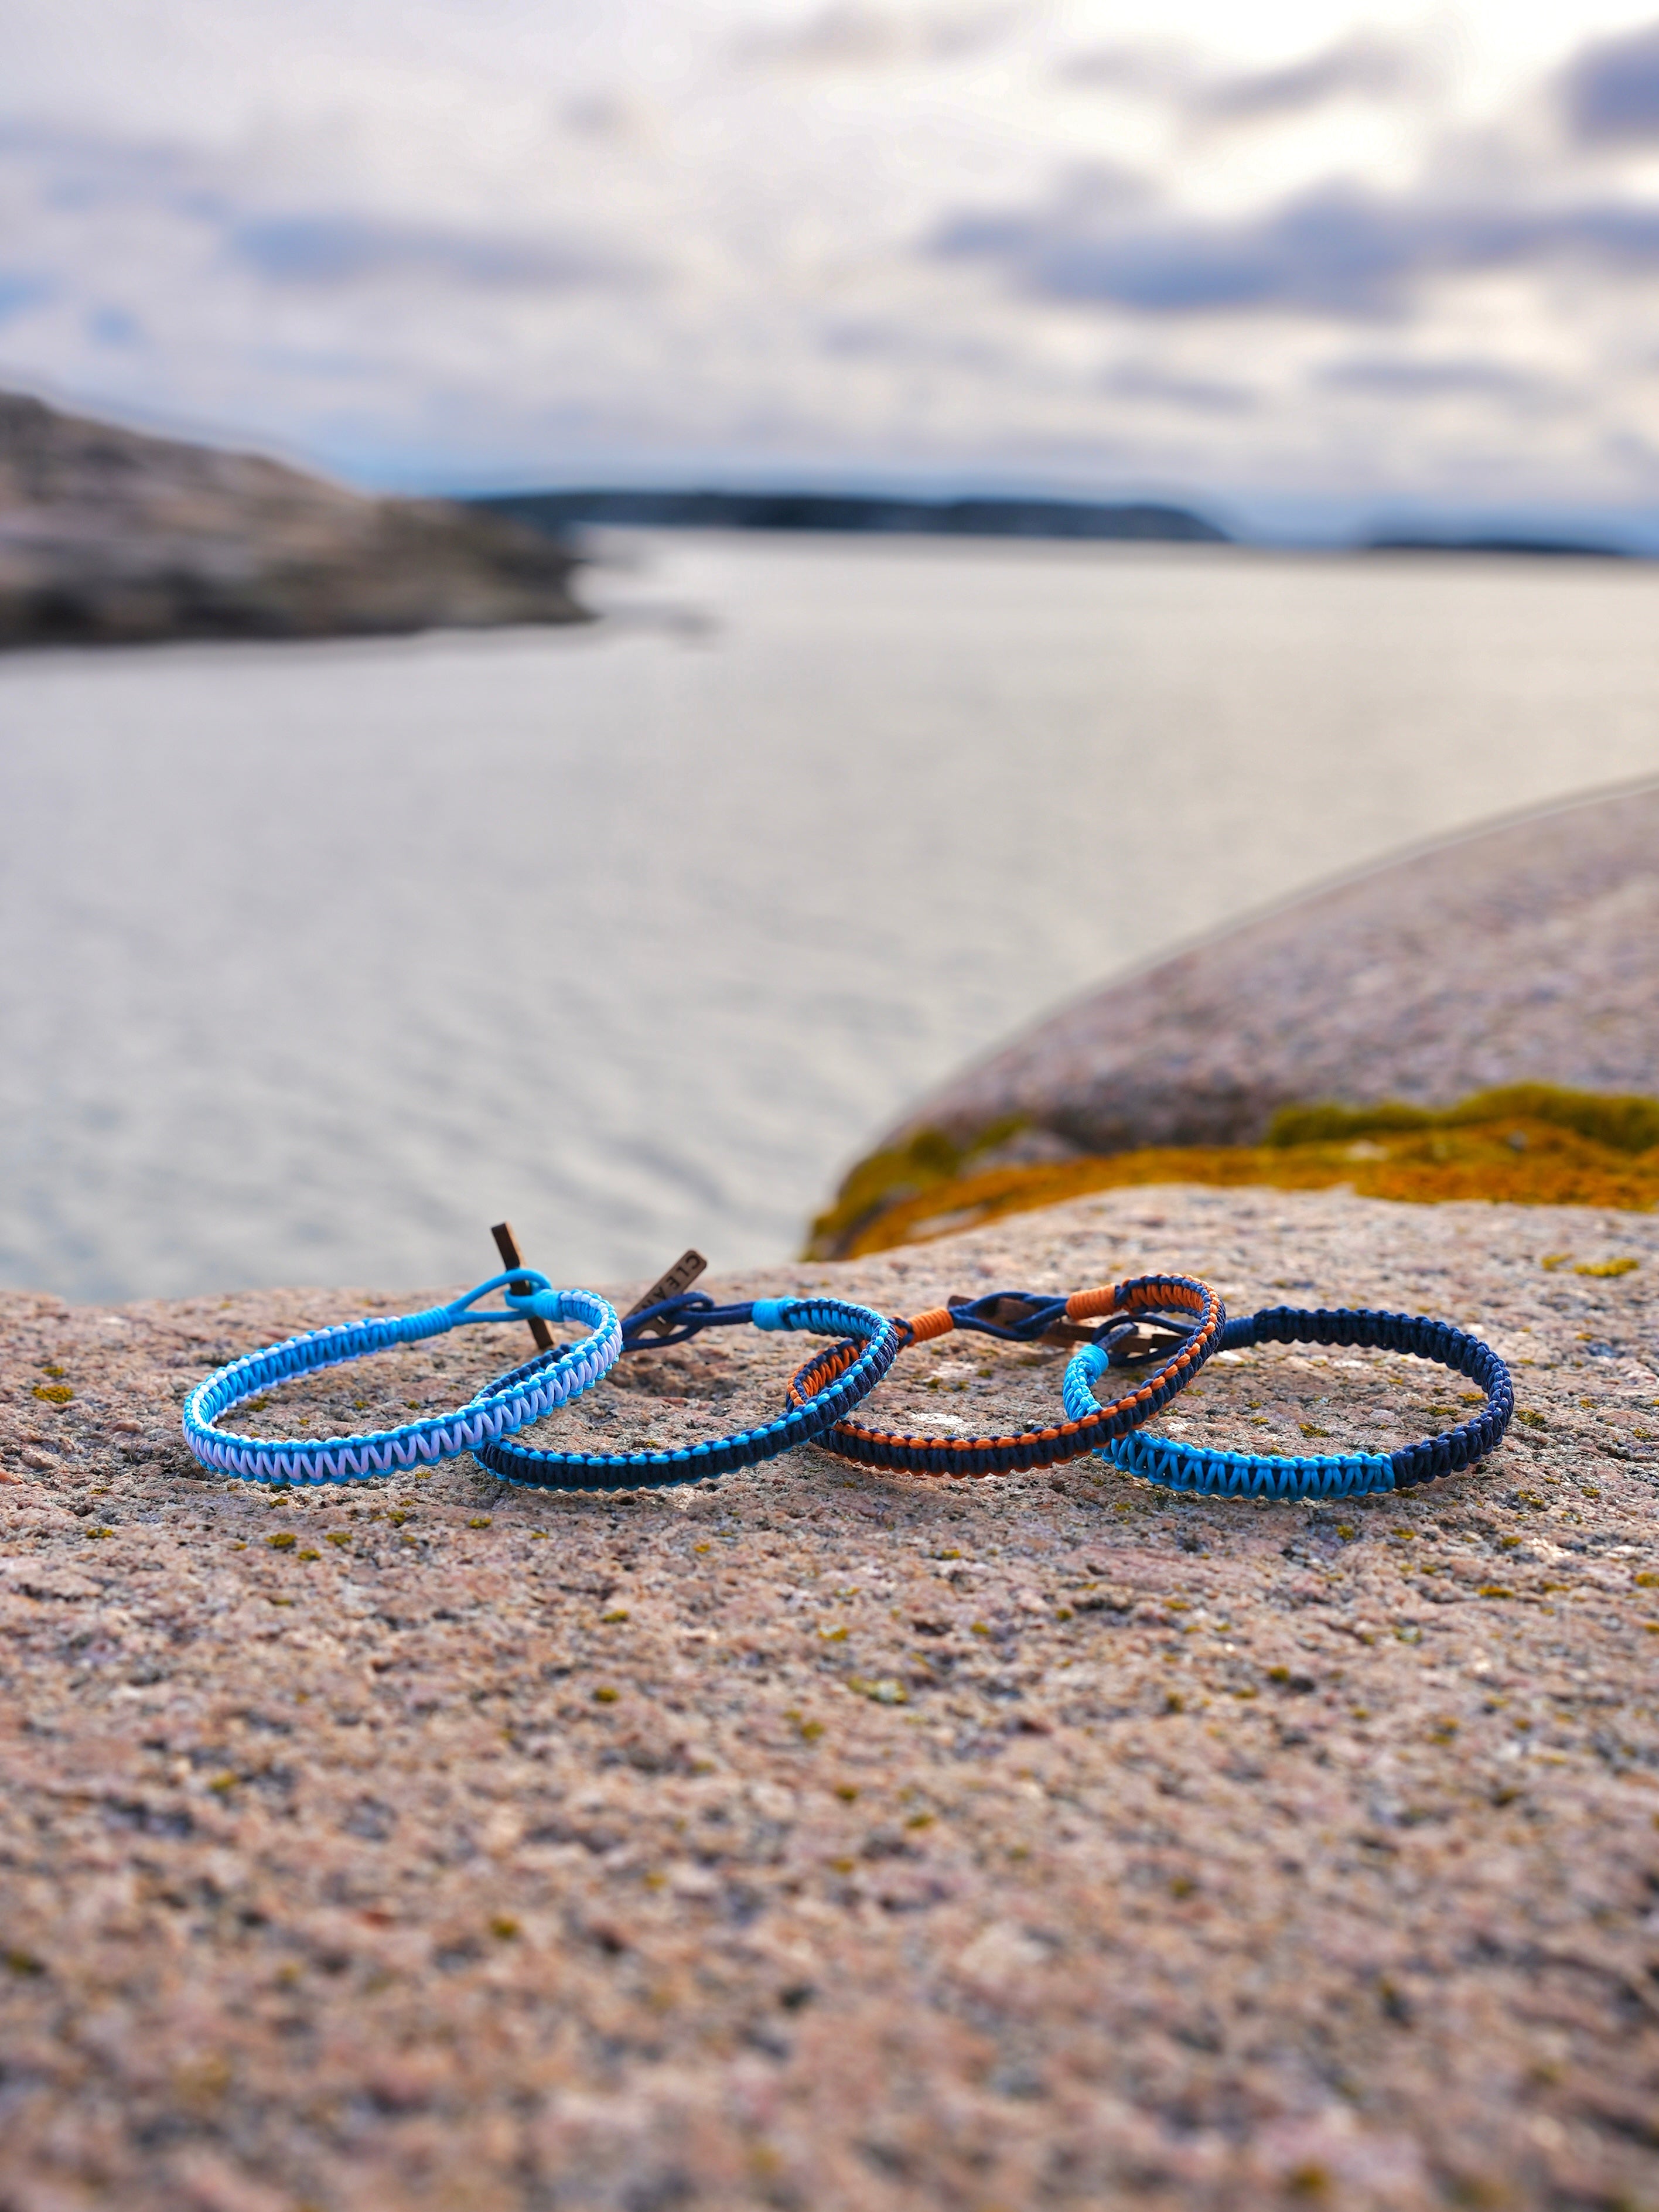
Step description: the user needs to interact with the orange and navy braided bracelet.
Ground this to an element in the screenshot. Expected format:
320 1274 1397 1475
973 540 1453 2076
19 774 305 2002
784 1272 1226 1478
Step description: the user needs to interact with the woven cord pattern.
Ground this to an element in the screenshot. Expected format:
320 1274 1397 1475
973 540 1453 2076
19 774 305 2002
791 1274 1226 1479
183 1285 622 1485
1074 1305 1514 1500
475 1297 903 1493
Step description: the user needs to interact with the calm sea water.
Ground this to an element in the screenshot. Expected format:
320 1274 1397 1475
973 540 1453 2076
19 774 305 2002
4 533 1658 1305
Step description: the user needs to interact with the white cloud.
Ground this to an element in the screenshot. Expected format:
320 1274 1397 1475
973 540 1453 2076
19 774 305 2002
1 1 1657 528
737 2 1028 69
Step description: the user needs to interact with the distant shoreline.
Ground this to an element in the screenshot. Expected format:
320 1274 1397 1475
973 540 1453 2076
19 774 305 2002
1364 532 1634 560
475 487 1231 545
475 486 1644 561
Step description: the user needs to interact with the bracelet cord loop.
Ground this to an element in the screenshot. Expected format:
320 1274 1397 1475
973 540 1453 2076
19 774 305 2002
182 1271 622 1486
1070 1305 1515 1500
789 1273 1226 1478
616 1291 776 1349
475 1293 903 1493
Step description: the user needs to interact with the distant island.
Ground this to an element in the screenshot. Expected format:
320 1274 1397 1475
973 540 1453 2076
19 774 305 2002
0 390 585 649
473 487 1232 544
1364 531 1634 560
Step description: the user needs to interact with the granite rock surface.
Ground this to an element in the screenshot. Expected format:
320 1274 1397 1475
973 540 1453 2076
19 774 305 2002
879 781 1659 1162
0 389 584 647
2 1186 1657 2211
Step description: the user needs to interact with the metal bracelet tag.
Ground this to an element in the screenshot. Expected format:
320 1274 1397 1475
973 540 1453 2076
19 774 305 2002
624 1249 709 1335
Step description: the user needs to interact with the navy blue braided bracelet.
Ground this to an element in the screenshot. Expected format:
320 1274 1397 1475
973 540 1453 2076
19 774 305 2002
183 1271 622 1485
475 1292 902 1491
1064 1305 1514 1500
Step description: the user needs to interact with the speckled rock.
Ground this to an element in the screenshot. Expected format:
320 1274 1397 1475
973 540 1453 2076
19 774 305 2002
879 781 1659 1159
2 1187 1657 2212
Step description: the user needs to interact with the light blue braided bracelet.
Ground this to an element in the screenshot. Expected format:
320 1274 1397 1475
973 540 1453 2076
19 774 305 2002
182 1270 622 1486
1064 1305 1514 1501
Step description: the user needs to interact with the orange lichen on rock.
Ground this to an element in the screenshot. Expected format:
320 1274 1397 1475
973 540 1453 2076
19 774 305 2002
834 1111 1659 1259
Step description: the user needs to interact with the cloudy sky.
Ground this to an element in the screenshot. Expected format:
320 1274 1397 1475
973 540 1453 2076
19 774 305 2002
5 1 1659 534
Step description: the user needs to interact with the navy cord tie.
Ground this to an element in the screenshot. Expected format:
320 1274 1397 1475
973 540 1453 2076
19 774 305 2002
618 1291 768 1350
943 1288 1201 1363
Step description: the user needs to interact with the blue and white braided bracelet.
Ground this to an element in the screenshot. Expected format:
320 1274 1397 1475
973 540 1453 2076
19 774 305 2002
183 1271 622 1485
476 1292 903 1491
1064 1304 1514 1500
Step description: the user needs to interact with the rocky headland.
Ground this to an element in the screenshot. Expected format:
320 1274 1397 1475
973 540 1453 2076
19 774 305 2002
0 390 585 648
1 1187 1655 2210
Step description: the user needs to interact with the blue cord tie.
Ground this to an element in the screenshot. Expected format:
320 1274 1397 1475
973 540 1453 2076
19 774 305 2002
182 1270 622 1486
475 1293 903 1492
943 1286 1201 1363
1064 1304 1515 1500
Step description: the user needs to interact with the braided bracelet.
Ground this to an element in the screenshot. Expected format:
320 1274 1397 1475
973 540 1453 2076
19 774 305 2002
183 1271 622 1485
1067 1305 1514 1500
474 1292 903 1491
787 1274 1227 1478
